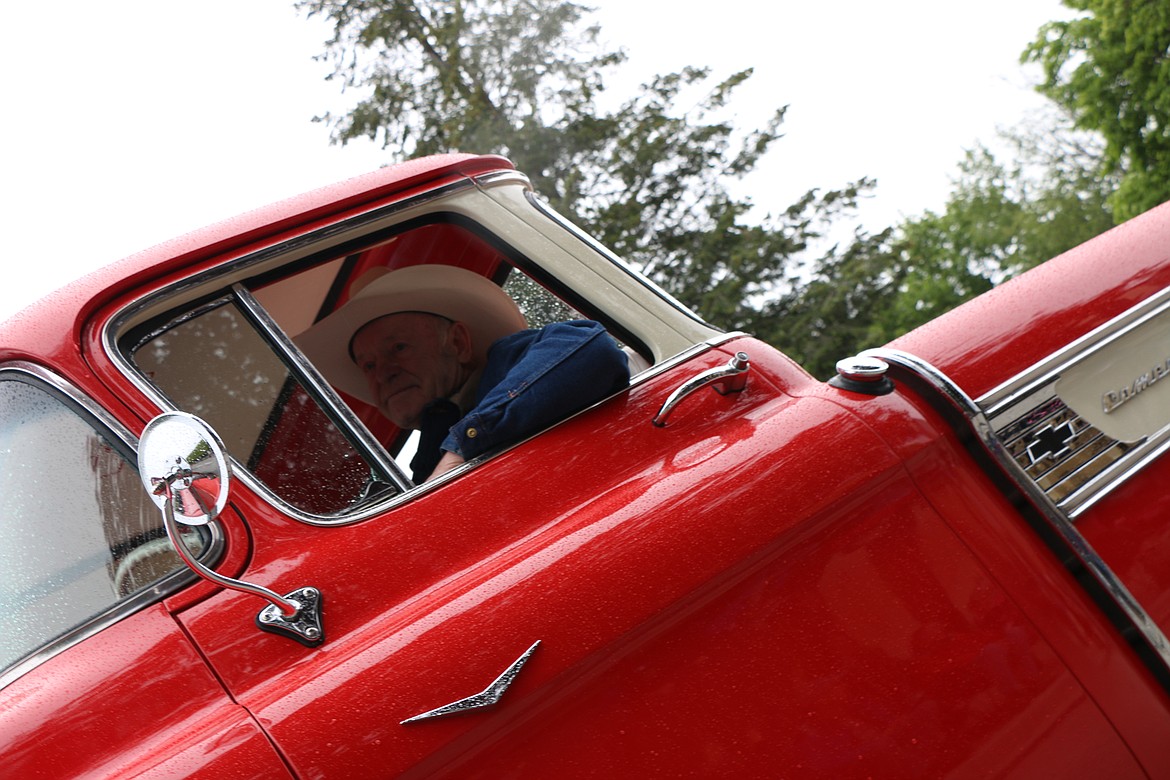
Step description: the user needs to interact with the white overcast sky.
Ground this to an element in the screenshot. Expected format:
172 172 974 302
0 0 1067 321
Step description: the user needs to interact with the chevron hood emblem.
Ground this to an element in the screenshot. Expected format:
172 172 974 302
401 641 541 724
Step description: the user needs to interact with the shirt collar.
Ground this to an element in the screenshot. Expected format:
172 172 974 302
448 365 483 414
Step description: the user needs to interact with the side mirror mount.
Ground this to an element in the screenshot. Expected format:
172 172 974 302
138 412 324 647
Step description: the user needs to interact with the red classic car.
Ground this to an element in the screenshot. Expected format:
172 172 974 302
2 153 1169 778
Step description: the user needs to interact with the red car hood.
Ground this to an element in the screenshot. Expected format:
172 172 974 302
887 200 1170 400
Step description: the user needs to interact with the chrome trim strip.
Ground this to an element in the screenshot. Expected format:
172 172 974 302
100 172 740 526
103 176 480 360
123 294 234 355
1062 428 1170 516
409 338 732 494
861 348 981 416
102 178 483 525
859 347 1170 690
117 296 378 526
0 362 224 691
973 286 1170 517
2 361 138 442
979 286 1170 416
472 169 533 190
626 334 743 390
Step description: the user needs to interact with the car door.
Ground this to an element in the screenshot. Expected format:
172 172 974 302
97 175 1151 776
124 338 1144 778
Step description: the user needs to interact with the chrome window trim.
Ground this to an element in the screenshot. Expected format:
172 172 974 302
472 169 533 191
478 182 723 361
104 178 483 526
231 283 412 493
590 332 746 392
523 190 714 329
0 361 224 691
416 337 738 492
105 176 481 342
117 291 407 527
861 347 1170 692
101 172 734 527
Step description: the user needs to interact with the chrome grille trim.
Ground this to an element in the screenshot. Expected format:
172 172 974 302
986 393 1140 517
974 285 1170 519
977 288 1170 421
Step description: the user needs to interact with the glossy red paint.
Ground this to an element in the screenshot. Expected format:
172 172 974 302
3 154 1170 778
0 605 288 778
1077 452 1170 640
164 338 1156 776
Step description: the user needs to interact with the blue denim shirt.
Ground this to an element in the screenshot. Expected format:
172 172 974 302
408 320 630 481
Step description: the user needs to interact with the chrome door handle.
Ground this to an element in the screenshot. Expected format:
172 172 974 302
652 352 750 427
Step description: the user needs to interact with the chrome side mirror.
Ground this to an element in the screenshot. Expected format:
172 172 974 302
138 412 324 647
140 412 230 526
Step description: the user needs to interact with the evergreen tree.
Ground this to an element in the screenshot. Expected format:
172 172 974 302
300 0 870 334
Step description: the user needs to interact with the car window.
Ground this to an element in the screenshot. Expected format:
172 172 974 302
131 298 380 516
0 373 208 676
504 272 579 327
121 217 618 519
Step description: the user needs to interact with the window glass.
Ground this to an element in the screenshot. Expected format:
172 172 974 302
504 272 579 327
133 301 377 515
0 378 204 673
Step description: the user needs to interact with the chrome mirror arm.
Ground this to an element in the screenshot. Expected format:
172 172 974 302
141 412 325 647
157 473 298 614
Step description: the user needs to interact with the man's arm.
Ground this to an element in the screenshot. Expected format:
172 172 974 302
439 320 631 462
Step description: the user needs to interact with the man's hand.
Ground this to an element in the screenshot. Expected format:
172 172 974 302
426 451 466 481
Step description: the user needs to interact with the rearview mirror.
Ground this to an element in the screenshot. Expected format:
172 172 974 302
139 412 229 526
138 412 324 647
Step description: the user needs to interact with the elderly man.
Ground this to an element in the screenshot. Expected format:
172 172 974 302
297 264 630 482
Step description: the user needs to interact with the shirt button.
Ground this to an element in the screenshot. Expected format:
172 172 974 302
466 427 478 438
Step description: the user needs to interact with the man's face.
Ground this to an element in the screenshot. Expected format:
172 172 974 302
350 312 471 429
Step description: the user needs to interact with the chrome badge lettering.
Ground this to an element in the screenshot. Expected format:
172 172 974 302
1102 356 1170 413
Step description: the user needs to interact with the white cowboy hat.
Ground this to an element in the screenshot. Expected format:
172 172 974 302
295 264 527 404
